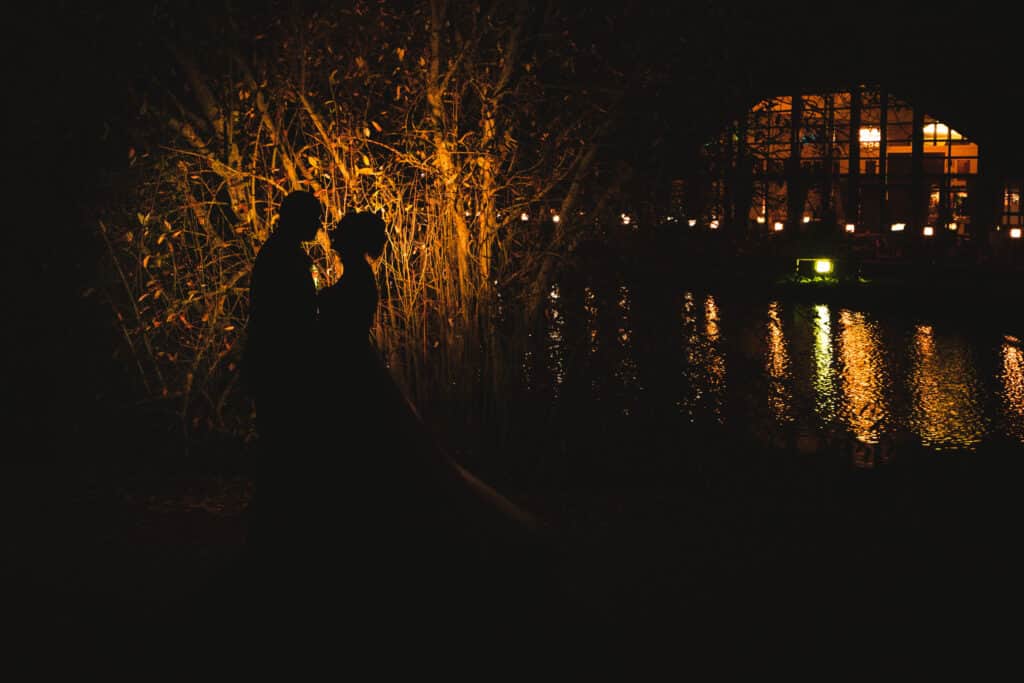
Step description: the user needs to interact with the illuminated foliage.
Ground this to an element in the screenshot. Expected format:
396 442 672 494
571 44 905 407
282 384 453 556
99 0 622 436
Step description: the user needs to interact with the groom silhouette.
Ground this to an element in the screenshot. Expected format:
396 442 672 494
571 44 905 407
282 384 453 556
241 190 324 566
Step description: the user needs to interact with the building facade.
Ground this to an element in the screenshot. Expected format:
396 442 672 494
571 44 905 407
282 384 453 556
692 85 1022 241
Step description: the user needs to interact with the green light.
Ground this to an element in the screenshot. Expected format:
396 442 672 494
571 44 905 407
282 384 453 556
814 259 833 274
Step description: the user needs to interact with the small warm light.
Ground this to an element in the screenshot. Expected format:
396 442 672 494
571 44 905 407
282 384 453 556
552 214 561 223
845 223 856 233
773 222 784 232
859 127 881 144
709 220 719 229
687 219 697 227
756 215 766 224
802 215 811 224
923 122 962 140
620 213 631 225
465 210 471 217
520 212 529 222
947 222 958 231
814 259 833 274
891 223 906 232
1011 228 1023 239
923 226 934 237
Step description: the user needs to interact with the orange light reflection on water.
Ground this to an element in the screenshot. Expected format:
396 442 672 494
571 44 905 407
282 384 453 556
765 301 793 423
1002 340 1024 443
909 324 985 450
837 310 889 445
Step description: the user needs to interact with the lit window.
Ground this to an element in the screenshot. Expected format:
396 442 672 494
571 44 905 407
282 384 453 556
814 259 833 274
923 226 934 237
773 222 784 232
1011 228 1022 239
891 223 905 232
845 224 855 233
756 215 766 224
923 122 963 141
859 127 881 148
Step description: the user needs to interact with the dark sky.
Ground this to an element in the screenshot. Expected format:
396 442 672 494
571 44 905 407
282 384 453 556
16 2 1024 195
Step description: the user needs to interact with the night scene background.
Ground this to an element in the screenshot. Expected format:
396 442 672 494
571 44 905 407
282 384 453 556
8 0 1024 666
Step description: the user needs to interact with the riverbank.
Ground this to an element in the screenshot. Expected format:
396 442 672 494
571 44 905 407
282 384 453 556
611 229 1024 336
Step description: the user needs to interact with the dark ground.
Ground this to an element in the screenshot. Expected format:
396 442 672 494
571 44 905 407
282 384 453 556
10 419 1024 670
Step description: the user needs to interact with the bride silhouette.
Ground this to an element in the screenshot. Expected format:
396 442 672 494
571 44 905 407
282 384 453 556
316 211 553 636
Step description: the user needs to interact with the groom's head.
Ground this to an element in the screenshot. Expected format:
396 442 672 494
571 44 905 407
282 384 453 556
277 191 324 243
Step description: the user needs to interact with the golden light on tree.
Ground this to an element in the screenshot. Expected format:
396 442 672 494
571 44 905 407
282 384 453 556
97 1 624 436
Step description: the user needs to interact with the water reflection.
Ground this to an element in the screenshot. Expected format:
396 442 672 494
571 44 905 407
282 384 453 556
522 281 1024 456
615 285 641 415
678 292 726 423
837 310 889 445
584 287 599 356
765 301 793 423
546 284 566 398
908 325 986 450
705 295 720 341
1002 339 1024 443
812 304 838 423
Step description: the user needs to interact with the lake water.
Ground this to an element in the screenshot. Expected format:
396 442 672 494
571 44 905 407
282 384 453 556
522 276 1024 466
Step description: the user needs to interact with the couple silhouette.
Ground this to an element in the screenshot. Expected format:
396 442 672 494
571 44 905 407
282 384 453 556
231 190 559 648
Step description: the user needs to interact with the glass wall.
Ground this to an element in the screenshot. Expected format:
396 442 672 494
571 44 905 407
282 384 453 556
721 86 983 235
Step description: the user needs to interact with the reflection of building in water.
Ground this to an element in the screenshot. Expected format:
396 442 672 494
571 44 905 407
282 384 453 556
704 295 726 423
615 285 641 415
583 286 602 399
837 310 890 444
705 295 720 341
584 287 599 355
813 304 838 423
677 292 726 423
765 301 793 423
1001 339 1024 443
545 283 566 398
909 324 986 450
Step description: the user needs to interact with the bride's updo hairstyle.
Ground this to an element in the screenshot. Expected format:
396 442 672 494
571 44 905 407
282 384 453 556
330 211 387 261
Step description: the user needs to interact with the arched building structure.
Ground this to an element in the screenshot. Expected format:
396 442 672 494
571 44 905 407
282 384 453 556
688 85 1022 245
